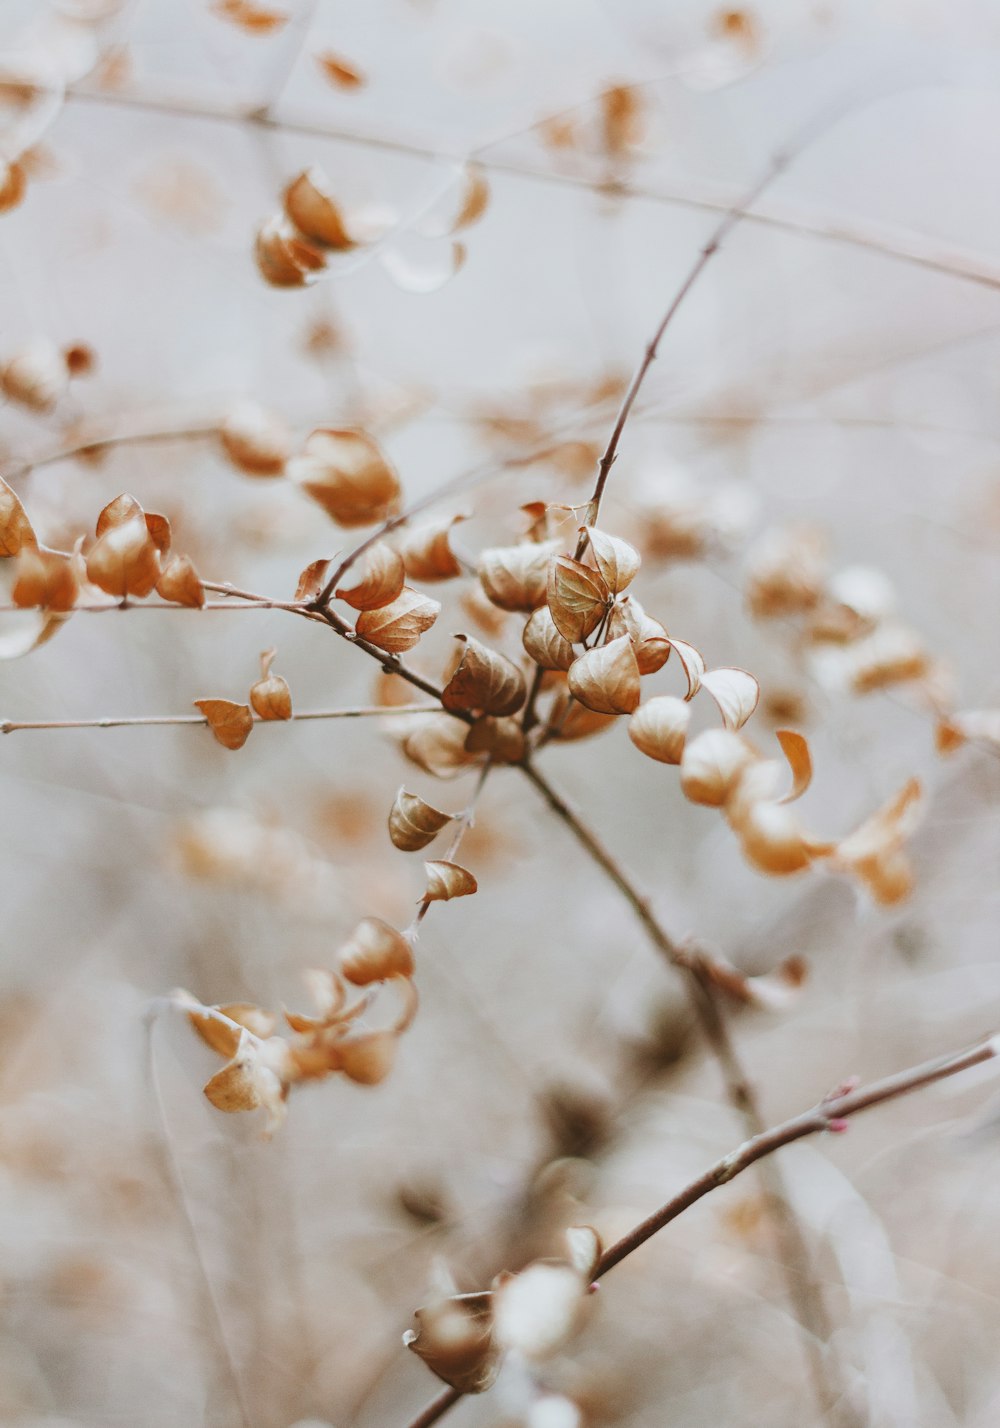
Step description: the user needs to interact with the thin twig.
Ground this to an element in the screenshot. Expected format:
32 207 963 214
408 759 493 934
0 705 433 734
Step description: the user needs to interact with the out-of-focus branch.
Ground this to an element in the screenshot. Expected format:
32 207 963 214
0 704 432 734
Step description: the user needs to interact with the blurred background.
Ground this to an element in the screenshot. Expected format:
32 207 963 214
0 1 999 1425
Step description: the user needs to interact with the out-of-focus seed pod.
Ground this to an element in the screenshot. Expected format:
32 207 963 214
0 476 36 556
1 337 68 411
388 789 453 851
337 1030 397 1085
628 695 690 764
338 916 415 983
398 513 466 581
12 546 77 613
464 714 525 763
219 399 291 476
680 728 756 807
493 1261 588 1361
404 1294 499 1394
283 167 356 250
288 427 401 527
255 214 327 288
249 648 292 720
701 667 760 730
400 712 481 778
0 161 26 214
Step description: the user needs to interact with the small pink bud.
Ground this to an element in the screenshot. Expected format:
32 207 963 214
827 1117 850 1134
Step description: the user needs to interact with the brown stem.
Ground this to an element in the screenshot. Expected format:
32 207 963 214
0 704 432 734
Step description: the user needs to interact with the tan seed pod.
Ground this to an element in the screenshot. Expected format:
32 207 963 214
12 547 78 613
0 476 37 557
337 1030 397 1085
1 337 68 411
389 788 454 851
441 633 526 716
464 715 525 764
459 582 509 638
399 513 467 581
338 916 415 982
156 554 205 608
680 729 757 807
283 167 356 250
734 800 815 876
478 540 559 612
828 776 923 904
400 712 481 778
144 512 172 559
250 648 292 720
219 399 291 476
288 427 401 527
335 541 405 610
188 1002 276 1058
423 860 477 902
212 0 289 32
356 587 440 653
548 555 610 643
628 695 690 764
203 1056 261 1113
96 493 143 535
254 214 327 288
584 527 641 594
700 667 760 730
607 595 670 674
567 635 640 715
194 698 255 750
0 160 26 214
404 1295 499 1394
523 606 574 671
846 624 929 695
746 524 826 620
549 694 617 743
86 514 161 598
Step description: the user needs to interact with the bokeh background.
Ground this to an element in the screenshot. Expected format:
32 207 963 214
1 1 999 1425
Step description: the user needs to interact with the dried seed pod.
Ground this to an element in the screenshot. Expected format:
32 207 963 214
157 554 205 608
12 547 78 613
680 728 756 806
188 1001 276 1057
96 493 143 535
219 399 291 476
936 708 1000 756
399 514 467 581
212 0 290 31
203 1055 261 1113
846 624 929 695
493 1262 588 1361
478 540 559 612
584 527 641 594
400 712 481 778
464 715 525 763
567 635 640 715
607 595 670 674
547 555 610 643
294 556 331 602
828 777 923 905
0 476 37 556
389 788 454 851
0 160 26 214
86 514 161 598
628 695 690 764
746 525 826 620
460 582 509 638
335 541 405 610
441 634 526 717
337 1030 398 1085
1 337 68 411
144 512 171 558
734 800 815 876
254 214 326 288
356 587 440 652
338 916 415 982
423 860 477 901
288 427 401 527
283 167 356 250
549 694 617 743
700 667 760 730
404 1295 499 1394
523 606 574 671
250 648 292 720
194 698 255 750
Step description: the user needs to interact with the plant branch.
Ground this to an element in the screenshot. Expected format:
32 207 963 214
0 704 433 734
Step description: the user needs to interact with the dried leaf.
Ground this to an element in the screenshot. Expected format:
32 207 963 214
606 595 671 674
399 514 467 581
288 428 401 527
335 541 405 610
284 168 357 251
668 638 705 699
680 729 756 807
523 605 575 671
700 667 760 730
220 400 291 476
315 49 366 89
12 547 77 613
86 514 160 598
250 648 292 720
584 527 640 594
255 215 326 288
775 728 812 803
294 556 331 603
0 338 67 411
628 695 690 764
0 477 37 557
493 1262 587 1360
567 635 640 715
339 916 415 983
423 860 477 902
356 587 440 652
441 634 526 717
157 554 205 608
479 540 559 612
194 698 255 750
548 555 610 643
389 789 454 852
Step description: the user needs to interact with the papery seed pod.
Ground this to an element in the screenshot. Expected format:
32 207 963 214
255 214 326 288
86 514 161 598
565 1225 603 1280
96 493 143 534
388 788 454 851
493 1262 588 1361
548 693 617 743
735 800 815 875
188 1001 276 1057
441 633 526 717
219 399 291 476
335 541 405 610
144 512 172 558
213 0 290 31
1 337 68 411
464 715 525 763
567 635 640 715
746 525 826 620
0 476 37 557
400 712 481 778
404 1295 499 1394
194 698 255 750
338 916 415 982
288 427 401 527
294 556 331 603
156 554 205 608
337 1030 398 1085
203 1055 261 1113
600 82 645 157
250 648 292 720
12 547 77 613
423 860 477 902
523 606 574 671
356 587 440 653
607 594 670 673
628 695 690 764
680 728 756 807
585 527 641 594
700 667 760 731
478 540 559 612
828 776 923 905
846 624 929 694
0 161 26 215
664 637 703 699
284 167 356 250
399 514 467 581
548 555 610 643
936 708 1000 757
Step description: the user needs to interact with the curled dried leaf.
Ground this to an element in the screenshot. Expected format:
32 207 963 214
606 595 670 674
423 860 477 902
700 667 760 730
288 428 401 527
680 729 757 807
86 514 160 598
339 916 415 983
250 648 292 720
294 556 331 603
585 527 640 594
284 167 357 251
12 547 77 613
356 587 440 652
0 338 67 411
335 541 405 610
479 540 559 612
548 555 610 643
775 728 812 803
668 638 705 699
628 695 690 764
389 788 454 852
567 635 640 715
523 606 574 671
255 214 326 288
399 514 467 581
441 634 526 717
157 554 205 608
219 399 291 476
194 698 255 750
0 477 37 557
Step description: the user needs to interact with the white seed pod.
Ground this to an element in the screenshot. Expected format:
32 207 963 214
478 540 559 612
338 916 415 983
628 695 690 764
523 606 574 671
567 635 640 715
565 1225 602 1280
389 788 454 852
219 399 291 476
1 337 68 411
441 634 526 717
679 728 756 807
